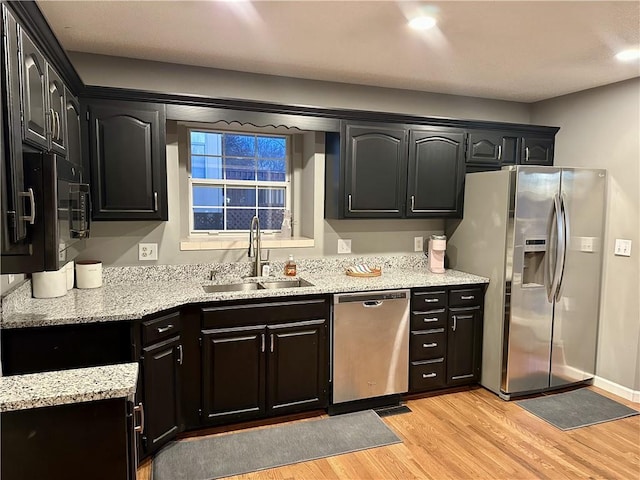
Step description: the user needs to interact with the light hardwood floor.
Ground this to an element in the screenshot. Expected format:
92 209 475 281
137 386 640 479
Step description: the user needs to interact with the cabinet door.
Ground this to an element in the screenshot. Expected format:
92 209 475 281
466 130 519 170
85 100 167 220
406 129 465 218
65 88 82 167
141 335 181 455
18 27 48 148
201 325 265 424
446 307 482 386
47 64 66 155
343 123 407 217
520 136 554 166
266 319 327 414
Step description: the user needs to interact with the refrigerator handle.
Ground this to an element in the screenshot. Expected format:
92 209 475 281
555 194 569 301
545 194 563 302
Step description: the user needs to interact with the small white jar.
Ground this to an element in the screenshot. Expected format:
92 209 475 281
75 260 103 289
32 270 67 298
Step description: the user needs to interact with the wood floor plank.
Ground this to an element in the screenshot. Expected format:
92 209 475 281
137 386 639 480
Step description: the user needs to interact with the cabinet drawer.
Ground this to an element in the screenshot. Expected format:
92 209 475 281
410 329 446 361
411 309 446 330
412 290 446 310
449 288 482 307
142 311 181 345
410 359 446 391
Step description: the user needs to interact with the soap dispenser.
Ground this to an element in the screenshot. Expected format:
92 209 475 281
284 254 297 276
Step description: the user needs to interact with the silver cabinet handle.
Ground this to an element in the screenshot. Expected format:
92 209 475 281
270 334 274 353
261 333 265 353
157 324 173 333
452 315 457 331
424 298 438 303
423 343 437 348
422 373 436 379
525 146 530 162
423 317 438 323
154 192 159 212
55 111 61 141
411 195 415 212
460 295 475 300
19 188 36 224
177 344 183 365
347 194 353 212
497 144 502 161
134 402 145 434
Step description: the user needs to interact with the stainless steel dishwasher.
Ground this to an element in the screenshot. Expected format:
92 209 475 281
332 289 410 405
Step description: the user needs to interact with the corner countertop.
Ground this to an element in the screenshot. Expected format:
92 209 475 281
0 363 139 412
1 256 488 329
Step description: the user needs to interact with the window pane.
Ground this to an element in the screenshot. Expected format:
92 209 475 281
192 156 223 180
257 136 286 159
258 208 284 230
193 186 223 207
224 134 255 157
258 188 285 208
226 188 256 207
257 159 286 181
193 208 223 230
225 157 256 181
191 131 222 156
226 209 256 230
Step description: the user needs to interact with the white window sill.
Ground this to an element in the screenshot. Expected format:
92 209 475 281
180 236 314 251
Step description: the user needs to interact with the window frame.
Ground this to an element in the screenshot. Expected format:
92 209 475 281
187 128 292 235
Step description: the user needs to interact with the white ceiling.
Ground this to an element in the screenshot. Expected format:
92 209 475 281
37 0 640 103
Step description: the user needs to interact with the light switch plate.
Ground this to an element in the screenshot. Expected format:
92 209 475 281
139 243 158 261
414 236 424 252
614 238 632 257
337 239 351 254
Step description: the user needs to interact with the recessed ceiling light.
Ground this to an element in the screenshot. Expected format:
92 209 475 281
615 49 640 61
409 16 437 31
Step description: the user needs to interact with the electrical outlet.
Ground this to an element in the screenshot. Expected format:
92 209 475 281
337 239 351 254
8 274 15 284
614 238 632 257
414 236 424 252
139 243 158 261
579 236 595 253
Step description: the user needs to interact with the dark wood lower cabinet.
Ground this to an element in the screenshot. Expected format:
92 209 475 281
447 306 483 385
1 398 135 480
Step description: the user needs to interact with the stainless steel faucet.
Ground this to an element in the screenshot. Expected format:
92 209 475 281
248 215 262 277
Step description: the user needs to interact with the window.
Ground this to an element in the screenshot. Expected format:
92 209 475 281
189 130 289 233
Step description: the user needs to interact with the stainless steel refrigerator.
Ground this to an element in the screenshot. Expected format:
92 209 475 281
446 166 606 399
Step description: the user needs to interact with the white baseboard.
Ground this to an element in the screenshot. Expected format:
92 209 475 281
593 376 640 403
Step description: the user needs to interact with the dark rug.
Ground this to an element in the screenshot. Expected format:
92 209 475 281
152 410 402 480
516 388 639 430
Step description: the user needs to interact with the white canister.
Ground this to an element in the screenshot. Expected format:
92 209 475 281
32 270 67 298
76 260 103 289
65 261 75 290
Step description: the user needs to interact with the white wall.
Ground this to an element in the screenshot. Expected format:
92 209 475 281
531 78 640 392
70 53 533 266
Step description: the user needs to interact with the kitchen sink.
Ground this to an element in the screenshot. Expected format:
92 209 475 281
258 278 314 289
202 278 314 293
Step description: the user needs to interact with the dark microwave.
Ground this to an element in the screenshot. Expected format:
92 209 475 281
1 151 90 274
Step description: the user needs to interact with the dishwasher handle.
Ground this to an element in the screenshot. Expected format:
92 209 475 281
363 300 383 308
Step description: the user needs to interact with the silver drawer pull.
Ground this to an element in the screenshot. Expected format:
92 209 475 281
422 373 436 379
157 324 174 333
423 343 437 348
460 295 475 300
133 402 145 434
424 298 439 303
423 317 438 323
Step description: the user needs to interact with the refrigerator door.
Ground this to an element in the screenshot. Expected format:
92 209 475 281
550 168 606 387
503 166 560 394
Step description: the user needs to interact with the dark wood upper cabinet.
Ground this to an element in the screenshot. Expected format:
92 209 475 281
521 135 554 166
406 129 465 218
18 26 48 149
83 99 167 220
343 123 407 217
466 130 519 168
47 64 65 155
64 88 82 167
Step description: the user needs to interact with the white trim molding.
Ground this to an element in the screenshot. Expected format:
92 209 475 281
593 376 640 403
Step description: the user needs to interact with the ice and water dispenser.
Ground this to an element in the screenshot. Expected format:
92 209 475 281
523 238 546 287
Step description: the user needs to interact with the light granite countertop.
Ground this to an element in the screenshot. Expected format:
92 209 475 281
1 255 488 329
0 363 139 412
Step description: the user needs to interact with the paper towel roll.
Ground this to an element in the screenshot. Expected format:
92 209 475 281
32 270 67 298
